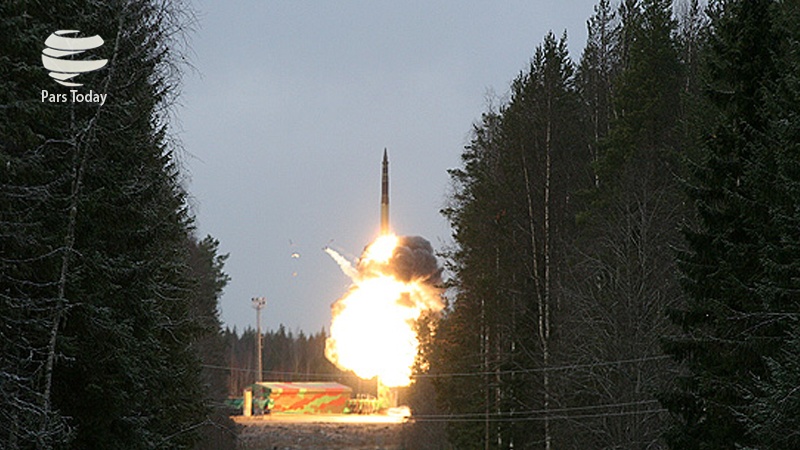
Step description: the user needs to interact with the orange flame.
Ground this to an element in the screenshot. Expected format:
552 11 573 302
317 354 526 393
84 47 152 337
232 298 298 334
325 234 442 387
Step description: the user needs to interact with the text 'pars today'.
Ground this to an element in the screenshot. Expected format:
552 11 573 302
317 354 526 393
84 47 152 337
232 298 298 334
42 89 107 106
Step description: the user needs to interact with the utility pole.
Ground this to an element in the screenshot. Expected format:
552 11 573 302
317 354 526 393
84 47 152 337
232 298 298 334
251 297 266 383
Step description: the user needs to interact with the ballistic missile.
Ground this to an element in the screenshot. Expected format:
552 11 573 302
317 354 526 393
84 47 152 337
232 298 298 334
381 149 389 235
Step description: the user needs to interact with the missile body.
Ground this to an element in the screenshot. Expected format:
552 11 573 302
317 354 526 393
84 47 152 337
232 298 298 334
381 149 389 235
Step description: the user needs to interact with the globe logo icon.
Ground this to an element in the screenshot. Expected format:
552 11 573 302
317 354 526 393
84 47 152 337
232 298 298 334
42 30 108 87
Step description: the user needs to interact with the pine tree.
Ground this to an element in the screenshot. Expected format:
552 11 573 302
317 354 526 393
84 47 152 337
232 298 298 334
438 31 586 449
436 109 505 449
565 0 686 447
578 0 618 189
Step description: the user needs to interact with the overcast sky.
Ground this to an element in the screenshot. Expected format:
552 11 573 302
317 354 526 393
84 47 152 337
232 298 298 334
180 0 600 334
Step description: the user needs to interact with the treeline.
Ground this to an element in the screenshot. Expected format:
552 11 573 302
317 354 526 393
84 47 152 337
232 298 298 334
1 1 234 449
419 0 800 449
221 326 378 398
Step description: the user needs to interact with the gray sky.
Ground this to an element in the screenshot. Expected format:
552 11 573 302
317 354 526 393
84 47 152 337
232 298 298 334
180 0 599 334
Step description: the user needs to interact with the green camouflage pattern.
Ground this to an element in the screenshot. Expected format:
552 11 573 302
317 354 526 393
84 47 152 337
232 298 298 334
254 382 353 414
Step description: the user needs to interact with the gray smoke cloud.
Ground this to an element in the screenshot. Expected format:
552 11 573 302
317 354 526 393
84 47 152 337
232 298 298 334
357 235 442 286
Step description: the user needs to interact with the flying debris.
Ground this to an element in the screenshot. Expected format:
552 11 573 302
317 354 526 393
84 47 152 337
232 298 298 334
289 239 301 277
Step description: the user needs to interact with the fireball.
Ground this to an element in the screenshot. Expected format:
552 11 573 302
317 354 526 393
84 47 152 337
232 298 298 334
325 234 442 387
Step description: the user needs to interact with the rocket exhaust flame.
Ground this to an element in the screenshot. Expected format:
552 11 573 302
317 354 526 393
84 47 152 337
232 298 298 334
325 234 443 388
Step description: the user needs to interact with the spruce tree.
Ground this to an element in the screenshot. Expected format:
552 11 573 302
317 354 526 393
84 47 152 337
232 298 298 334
661 1 795 448
734 1 800 448
1 1 213 448
188 236 237 450
0 0 76 445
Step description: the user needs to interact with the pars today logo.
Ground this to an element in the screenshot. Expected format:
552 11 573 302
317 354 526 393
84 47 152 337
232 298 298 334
41 30 109 105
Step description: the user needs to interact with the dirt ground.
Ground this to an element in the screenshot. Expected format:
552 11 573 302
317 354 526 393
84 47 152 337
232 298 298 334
233 415 407 450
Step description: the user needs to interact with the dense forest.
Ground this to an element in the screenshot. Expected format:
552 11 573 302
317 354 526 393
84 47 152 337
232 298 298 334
219 327 389 400
415 0 800 449
0 1 235 449
3 0 800 449
221 326 339 395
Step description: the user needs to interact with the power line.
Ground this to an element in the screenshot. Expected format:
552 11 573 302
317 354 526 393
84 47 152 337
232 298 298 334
200 364 345 378
410 399 661 420
411 355 671 379
202 364 668 423
412 408 668 423
200 354 671 380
